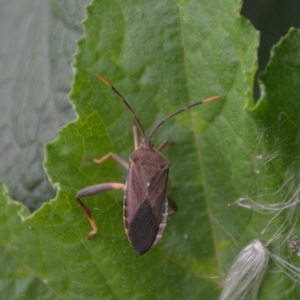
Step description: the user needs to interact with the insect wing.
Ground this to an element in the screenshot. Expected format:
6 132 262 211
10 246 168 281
125 148 170 254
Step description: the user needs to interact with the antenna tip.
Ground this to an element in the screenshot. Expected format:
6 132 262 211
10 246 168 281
95 73 112 88
201 95 222 103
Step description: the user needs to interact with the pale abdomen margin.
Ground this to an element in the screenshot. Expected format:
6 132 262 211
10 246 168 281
124 195 168 255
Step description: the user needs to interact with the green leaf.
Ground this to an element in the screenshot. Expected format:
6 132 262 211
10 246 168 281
1 0 300 299
247 28 300 299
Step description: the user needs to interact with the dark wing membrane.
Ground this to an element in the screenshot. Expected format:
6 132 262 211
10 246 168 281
128 199 157 254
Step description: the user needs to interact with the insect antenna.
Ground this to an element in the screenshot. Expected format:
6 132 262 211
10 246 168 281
148 95 221 139
95 73 145 137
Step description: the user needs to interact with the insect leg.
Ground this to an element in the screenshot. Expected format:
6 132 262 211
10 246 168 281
76 183 126 239
92 153 129 169
167 197 177 216
157 140 172 152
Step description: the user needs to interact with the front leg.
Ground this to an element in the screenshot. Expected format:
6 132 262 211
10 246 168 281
157 140 172 152
92 153 129 169
76 182 126 239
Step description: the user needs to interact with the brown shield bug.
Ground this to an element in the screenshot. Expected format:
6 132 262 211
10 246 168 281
76 73 221 254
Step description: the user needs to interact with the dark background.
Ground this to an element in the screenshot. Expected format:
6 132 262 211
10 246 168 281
242 0 300 99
